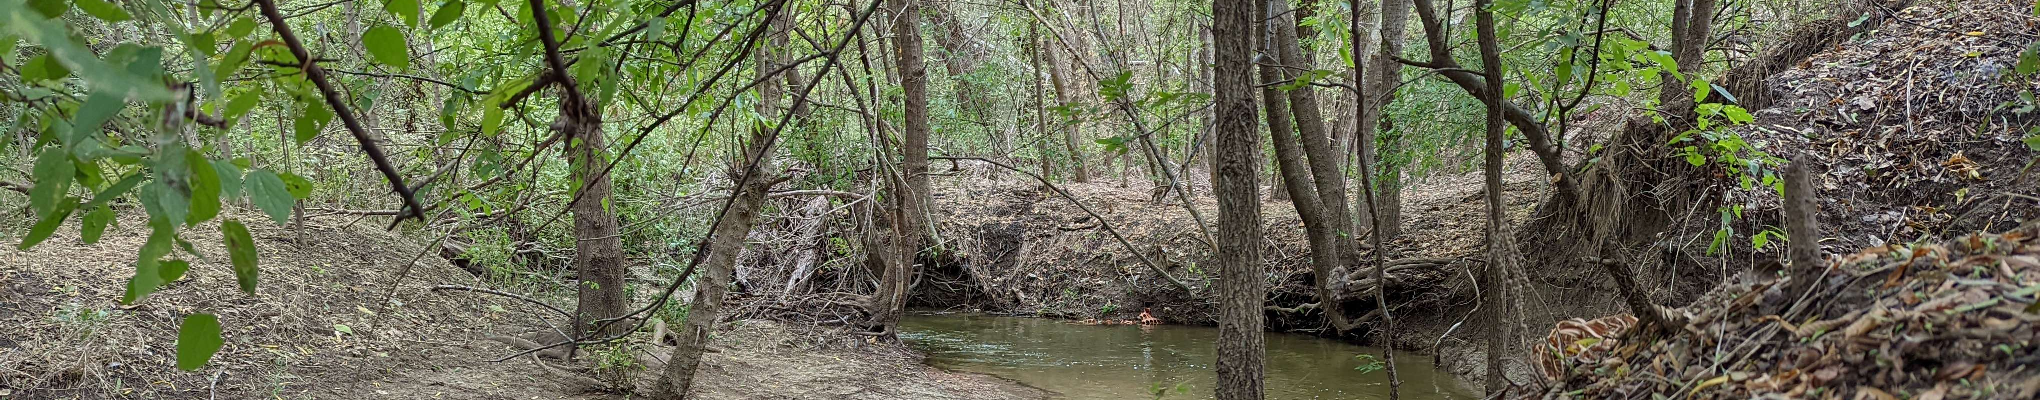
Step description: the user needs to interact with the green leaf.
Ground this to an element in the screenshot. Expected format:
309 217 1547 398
277 172 313 199
159 259 190 282
295 100 332 144
175 313 224 371
222 219 258 294
225 17 257 39
26 0 65 18
29 146 74 217
1723 105 1754 125
121 222 174 304
481 106 504 136
213 160 244 198
2020 45 2040 76
0 35 18 66
1098 71 1133 102
186 150 221 224
384 0 420 27
74 0 133 22
2 2 172 100
85 173 143 210
214 40 253 80
245 169 294 224
362 25 410 70
643 15 665 38
81 204 113 243
2023 133 2040 151
224 89 261 122
1691 78 1712 104
18 53 69 83
73 90 125 137
429 0 465 30
19 197 77 249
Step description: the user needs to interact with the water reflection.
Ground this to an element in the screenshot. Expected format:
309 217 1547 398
900 314 1476 400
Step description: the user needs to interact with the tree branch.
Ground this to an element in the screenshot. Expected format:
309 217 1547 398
255 0 426 225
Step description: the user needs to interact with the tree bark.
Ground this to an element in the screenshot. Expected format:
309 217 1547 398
654 125 779 398
1272 0 1359 266
1473 0 1515 393
1262 0 1359 333
871 0 931 338
1784 155 1822 295
1214 0 1266 396
1045 36 1090 182
525 0 627 347
1030 22 1056 180
1358 0 1411 240
1660 0 1718 116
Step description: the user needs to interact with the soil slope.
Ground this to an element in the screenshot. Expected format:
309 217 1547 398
0 208 1041 399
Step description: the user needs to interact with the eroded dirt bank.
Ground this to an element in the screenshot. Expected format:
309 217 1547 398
0 209 1042 399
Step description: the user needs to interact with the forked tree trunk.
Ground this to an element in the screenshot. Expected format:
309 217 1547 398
1261 0 1359 333
1272 0 1360 269
1213 0 1266 396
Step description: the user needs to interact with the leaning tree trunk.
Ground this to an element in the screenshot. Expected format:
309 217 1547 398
654 127 779 397
1213 0 1266 396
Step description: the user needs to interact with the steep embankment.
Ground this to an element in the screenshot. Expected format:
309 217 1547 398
1532 0 2040 397
0 209 1042 399
911 155 1545 346
1537 224 2040 399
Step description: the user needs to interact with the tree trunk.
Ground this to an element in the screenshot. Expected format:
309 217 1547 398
1045 38 1090 182
1214 0 1266 396
654 127 779 397
1474 0 1516 393
1272 0 1359 268
1263 0 1359 333
1784 155 1822 295
1030 22 1056 180
871 0 931 338
546 12 627 353
1359 0 1411 240
1660 0 1717 116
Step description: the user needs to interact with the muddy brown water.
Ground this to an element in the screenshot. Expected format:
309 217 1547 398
901 314 1478 400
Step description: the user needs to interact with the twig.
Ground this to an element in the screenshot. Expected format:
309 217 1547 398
431 284 574 321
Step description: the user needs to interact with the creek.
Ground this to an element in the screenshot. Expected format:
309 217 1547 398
901 313 1477 400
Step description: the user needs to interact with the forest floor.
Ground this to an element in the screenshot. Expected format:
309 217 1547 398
0 209 1043 399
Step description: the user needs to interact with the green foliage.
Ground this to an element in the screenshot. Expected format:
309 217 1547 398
245 170 297 224
223 219 259 294
1353 353 1386 374
363 25 411 70
176 313 223 371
